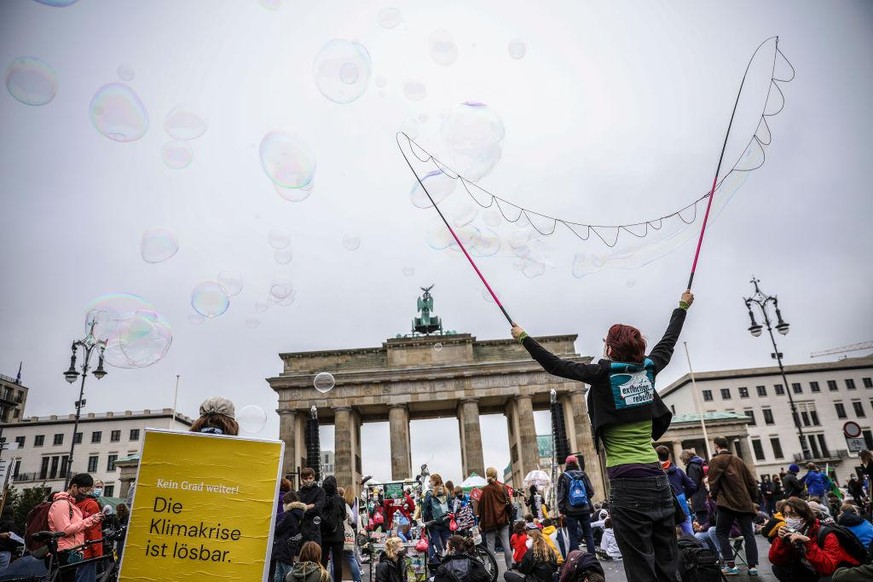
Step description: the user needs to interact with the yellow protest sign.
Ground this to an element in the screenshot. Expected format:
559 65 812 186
119 429 284 581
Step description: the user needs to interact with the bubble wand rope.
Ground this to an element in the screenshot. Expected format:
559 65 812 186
688 36 780 290
396 132 514 325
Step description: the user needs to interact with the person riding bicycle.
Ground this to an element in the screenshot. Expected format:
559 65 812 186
48 473 104 582
434 535 492 582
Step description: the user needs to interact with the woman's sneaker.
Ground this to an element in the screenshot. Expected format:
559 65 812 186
721 565 740 576
749 566 759 576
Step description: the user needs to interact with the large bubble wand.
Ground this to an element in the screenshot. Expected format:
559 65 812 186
396 132 514 325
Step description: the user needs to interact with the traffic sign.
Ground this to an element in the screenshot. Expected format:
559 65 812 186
843 421 862 438
846 436 865 453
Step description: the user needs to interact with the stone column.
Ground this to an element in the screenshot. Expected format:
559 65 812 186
388 404 412 480
458 399 485 479
506 400 522 488
334 407 354 491
278 409 302 477
350 408 363 497
735 436 758 479
672 441 684 465
562 391 604 495
515 395 540 476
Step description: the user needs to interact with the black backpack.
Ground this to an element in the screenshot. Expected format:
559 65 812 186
321 495 345 535
816 523 872 566
676 535 723 582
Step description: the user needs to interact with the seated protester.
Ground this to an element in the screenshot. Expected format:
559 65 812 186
48 474 104 582
548 516 572 560
760 499 789 542
807 496 831 519
433 535 491 582
274 491 307 582
504 526 557 582
833 563 873 581
590 506 609 546
828 493 842 519
558 550 605 582
837 504 873 548
374 537 407 582
287 541 330 582
509 521 529 566
753 503 770 527
538 519 564 565
769 497 861 582
0 507 21 569
598 518 622 560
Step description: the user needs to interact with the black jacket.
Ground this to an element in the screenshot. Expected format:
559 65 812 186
556 470 594 516
375 552 407 582
516 548 557 582
273 504 305 563
320 476 345 544
781 472 804 498
434 554 492 582
685 456 708 513
521 308 685 448
297 483 326 543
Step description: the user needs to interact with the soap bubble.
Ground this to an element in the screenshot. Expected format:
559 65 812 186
429 30 458 66
259 131 316 189
164 107 208 141
410 170 456 208
274 181 313 202
5 56 58 106
237 404 267 433
86 293 173 369
191 281 230 318
270 277 294 300
313 39 372 104
274 248 293 264
342 234 361 251
254 302 269 313
217 270 244 296
442 102 504 179
508 39 527 60
433 343 443 352
268 230 291 249
89 82 149 142
314 372 336 393
403 80 426 102
402 266 415 277
269 290 296 306
377 7 402 29
245 318 261 329
161 141 193 169
140 227 179 263
116 64 135 81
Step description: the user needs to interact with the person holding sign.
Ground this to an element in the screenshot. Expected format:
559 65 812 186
190 397 239 435
511 290 693 582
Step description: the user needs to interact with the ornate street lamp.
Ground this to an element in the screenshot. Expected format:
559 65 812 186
743 277 811 460
62 319 108 488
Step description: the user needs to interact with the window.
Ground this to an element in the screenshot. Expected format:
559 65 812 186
864 430 873 450
74 432 82 444
864 377 872 388
110 430 121 443
810 410 820 425
87 455 98 473
828 380 838 391
53 433 63 446
129 429 140 441
846 379 857 390
14 436 25 448
835 402 847 419
763 408 774 425
810 381 821 393
34 435 45 447
775 384 785 395
801 411 810 426
107 454 118 472
792 383 802 394
770 437 784 459
60 456 69 478
91 431 102 443
756 385 767 397
744 410 756 426
752 439 765 461
104 484 115 497
798 402 819 427
703 390 713 402
739 387 749 398
816 434 829 458
721 388 732 400
49 456 59 479
853 401 866 417
39 457 49 480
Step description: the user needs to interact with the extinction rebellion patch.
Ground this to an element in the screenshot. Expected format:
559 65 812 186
609 359 656 410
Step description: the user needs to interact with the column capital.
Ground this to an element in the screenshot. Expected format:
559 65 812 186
388 403 408 410
277 409 298 417
334 406 352 413
459 398 479 405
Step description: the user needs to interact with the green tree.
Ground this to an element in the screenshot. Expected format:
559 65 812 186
8 485 51 534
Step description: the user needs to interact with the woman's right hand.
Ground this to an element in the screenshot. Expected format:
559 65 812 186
681 289 694 307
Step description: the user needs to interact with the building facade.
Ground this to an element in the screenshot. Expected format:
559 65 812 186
0 370 28 423
1 409 193 496
660 355 873 482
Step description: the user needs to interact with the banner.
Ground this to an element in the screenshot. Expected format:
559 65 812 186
119 429 284 581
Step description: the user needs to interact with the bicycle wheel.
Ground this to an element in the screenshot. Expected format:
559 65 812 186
475 546 498 582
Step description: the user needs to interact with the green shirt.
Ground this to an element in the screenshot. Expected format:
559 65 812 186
601 420 658 467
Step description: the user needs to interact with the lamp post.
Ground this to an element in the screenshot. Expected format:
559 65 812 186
62 319 108 489
743 277 811 461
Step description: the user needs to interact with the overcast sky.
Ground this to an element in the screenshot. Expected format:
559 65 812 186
1 0 871 485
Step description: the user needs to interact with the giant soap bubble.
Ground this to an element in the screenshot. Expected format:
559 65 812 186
314 372 335 393
89 82 149 142
259 131 316 189
86 293 173 369
313 40 372 104
238 404 267 434
191 281 230 318
5 57 58 106
140 227 179 263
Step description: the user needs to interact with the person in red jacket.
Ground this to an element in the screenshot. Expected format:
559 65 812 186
76 489 104 582
769 497 860 581
509 521 529 566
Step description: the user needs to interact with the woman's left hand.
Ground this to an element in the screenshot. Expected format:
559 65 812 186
511 325 525 340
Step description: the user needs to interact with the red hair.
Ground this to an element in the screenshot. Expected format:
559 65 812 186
606 324 646 363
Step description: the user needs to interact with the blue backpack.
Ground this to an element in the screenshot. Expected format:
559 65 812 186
567 472 590 510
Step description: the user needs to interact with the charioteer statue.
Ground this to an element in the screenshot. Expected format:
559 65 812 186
412 284 442 335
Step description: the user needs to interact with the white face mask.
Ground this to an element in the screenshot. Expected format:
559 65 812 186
785 517 803 530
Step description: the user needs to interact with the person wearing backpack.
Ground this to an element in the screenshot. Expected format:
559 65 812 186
512 290 694 582
769 497 862 581
48 473 105 582
836 504 873 549
433 535 492 582
422 473 451 566
782 464 806 499
556 455 595 554
319 476 345 582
